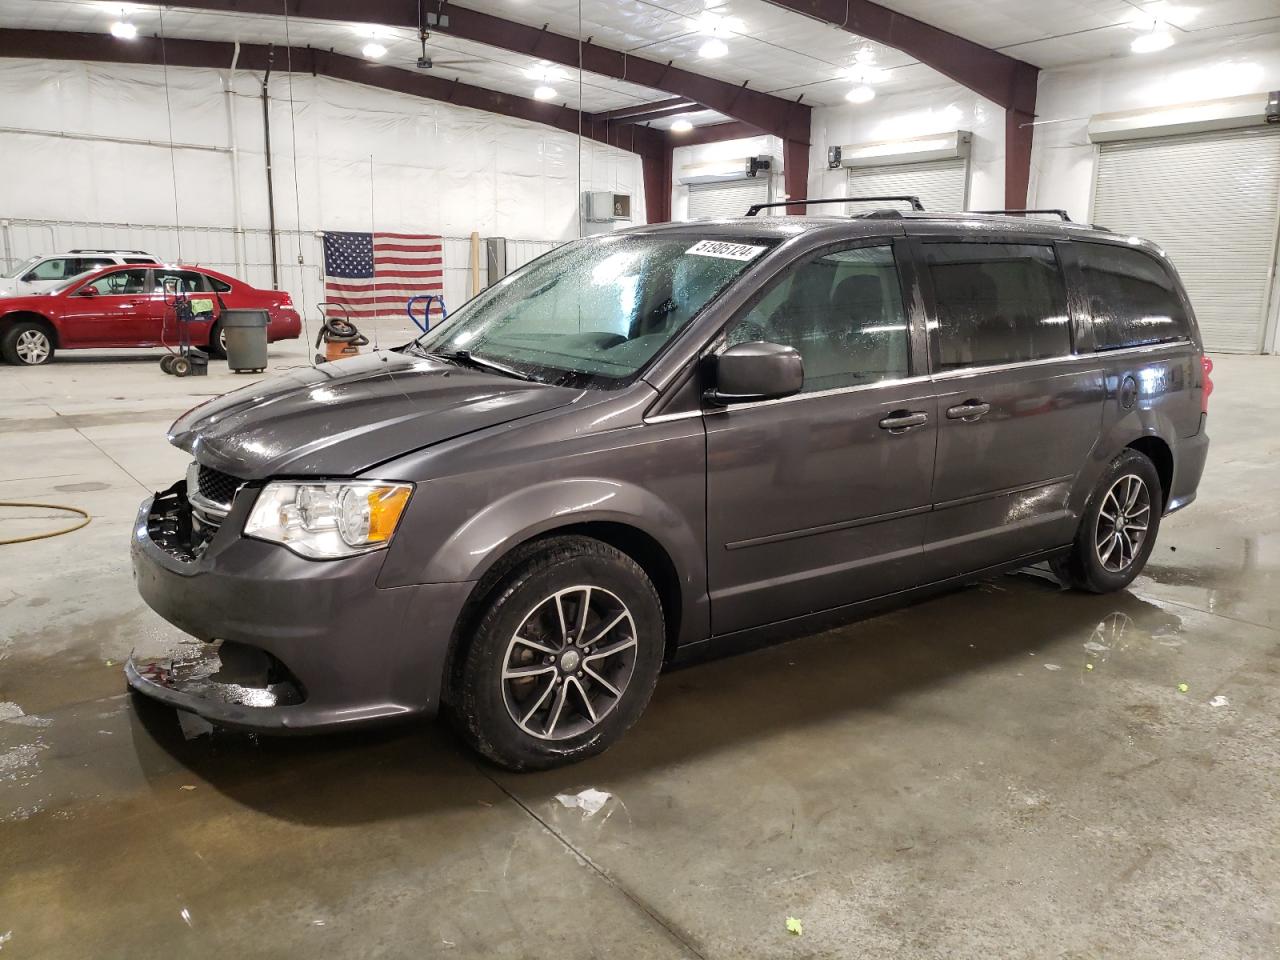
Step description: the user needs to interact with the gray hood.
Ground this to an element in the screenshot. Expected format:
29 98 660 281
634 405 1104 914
168 351 580 478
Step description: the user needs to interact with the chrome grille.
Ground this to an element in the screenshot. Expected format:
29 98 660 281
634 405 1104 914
196 465 243 507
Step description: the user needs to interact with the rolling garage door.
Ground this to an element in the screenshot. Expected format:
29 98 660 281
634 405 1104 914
687 177 771 219
1092 127 1280 353
846 157 969 215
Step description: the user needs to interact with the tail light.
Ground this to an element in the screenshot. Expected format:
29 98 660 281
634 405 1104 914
1199 355 1213 415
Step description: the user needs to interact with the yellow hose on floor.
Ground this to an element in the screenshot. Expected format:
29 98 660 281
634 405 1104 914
0 502 92 545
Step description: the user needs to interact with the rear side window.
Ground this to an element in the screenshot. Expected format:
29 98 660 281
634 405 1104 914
1077 244 1189 350
727 243 910 392
152 269 208 293
208 277 232 293
925 242 1070 370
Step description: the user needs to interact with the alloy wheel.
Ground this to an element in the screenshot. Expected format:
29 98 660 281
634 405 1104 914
501 585 638 741
1094 474 1151 573
15 329 51 364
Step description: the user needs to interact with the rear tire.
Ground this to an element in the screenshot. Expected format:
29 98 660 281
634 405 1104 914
1 321 55 365
171 356 192 377
159 354 176 374
207 321 227 359
449 536 665 771
1052 449 1163 593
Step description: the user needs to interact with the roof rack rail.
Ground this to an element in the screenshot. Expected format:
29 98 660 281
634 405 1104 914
745 195 924 216
68 248 153 254
971 209 1073 222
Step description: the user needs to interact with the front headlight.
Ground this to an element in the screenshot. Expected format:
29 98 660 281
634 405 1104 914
244 481 414 559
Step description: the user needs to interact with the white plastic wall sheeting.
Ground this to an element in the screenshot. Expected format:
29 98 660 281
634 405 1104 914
1029 31 1280 351
1030 32 1280 225
808 84 1004 212
0 58 638 330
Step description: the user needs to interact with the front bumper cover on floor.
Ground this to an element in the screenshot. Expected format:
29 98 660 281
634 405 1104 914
128 491 475 733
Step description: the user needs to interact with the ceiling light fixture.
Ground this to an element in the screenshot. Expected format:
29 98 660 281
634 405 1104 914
526 62 569 84
670 118 694 132
695 12 739 59
845 84 875 104
110 20 137 39
533 85 557 101
1131 27 1174 53
362 41 387 58
698 37 728 59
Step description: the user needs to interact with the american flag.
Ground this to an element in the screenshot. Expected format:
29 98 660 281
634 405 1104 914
322 230 445 321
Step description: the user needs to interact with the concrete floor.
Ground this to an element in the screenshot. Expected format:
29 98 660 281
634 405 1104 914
0 342 1276 959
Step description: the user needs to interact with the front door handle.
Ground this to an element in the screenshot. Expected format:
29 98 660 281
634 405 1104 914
946 400 991 421
879 410 929 433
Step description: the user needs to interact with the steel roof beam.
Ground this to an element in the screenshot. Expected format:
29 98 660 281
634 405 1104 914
597 98 705 125
762 0 1039 206
0 28 679 223
114 0 812 143
0 29 666 156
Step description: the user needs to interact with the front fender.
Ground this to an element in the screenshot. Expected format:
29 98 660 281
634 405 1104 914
422 477 701 587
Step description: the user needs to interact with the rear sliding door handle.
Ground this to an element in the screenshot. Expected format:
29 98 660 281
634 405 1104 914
946 400 991 421
878 410 929 433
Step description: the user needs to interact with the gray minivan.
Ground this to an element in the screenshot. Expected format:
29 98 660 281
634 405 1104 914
129 203 1212 769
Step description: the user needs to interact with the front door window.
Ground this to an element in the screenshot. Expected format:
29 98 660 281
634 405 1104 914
726 243 910 391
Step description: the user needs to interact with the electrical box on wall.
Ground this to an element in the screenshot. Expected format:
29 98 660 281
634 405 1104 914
585 192 633 222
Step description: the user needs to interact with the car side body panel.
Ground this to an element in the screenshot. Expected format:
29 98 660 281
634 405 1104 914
375 392 711 648
124 212 1210 736
0 264 301 352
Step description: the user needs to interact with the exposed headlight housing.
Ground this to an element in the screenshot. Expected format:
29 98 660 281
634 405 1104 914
244 481 413 559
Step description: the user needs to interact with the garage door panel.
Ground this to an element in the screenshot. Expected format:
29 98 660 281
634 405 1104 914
846 157 969 216
686 178 771 219
1092 127 1280 354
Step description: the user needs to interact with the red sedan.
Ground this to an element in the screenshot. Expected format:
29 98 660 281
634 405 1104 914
0 263 302 365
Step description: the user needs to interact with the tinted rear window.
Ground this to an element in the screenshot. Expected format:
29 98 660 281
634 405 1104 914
925 242 1071 370
1077 244 1189 350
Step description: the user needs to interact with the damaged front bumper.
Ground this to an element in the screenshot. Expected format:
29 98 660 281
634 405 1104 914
128 485 474 733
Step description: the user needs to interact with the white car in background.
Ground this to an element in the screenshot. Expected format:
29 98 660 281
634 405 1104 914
0 249 161 296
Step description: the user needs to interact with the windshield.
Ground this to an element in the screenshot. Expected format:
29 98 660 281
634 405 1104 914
414 233 777 387
1 256 39 280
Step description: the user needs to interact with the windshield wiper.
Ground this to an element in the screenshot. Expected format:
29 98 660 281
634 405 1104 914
425 349 536 382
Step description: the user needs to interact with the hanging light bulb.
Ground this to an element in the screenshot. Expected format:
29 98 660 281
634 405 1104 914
670 119 694 133
110 20 138 39
1131 28 1174 52
533 85 557 101
362 41 387 58
845 84 875 104
698 37 728 59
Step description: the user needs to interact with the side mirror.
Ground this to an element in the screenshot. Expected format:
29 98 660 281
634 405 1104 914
707 341 804 405
77 287 98 297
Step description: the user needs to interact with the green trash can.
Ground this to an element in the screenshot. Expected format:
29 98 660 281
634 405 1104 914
222 309 269 373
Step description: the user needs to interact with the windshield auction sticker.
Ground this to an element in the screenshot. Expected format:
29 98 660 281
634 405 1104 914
685 240 767 261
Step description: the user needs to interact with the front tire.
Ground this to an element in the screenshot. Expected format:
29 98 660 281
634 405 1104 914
1052 449 1163 593
207 321 227 359
1 321 55 365
450 536 665 771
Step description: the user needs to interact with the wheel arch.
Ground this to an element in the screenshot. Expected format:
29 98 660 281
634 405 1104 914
1126 434 1173 510
0 311 59 348
439 519 690 707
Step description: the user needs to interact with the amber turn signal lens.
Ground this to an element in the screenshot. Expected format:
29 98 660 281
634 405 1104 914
366 485 412 543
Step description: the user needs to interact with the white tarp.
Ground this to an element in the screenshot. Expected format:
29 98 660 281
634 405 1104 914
0 58 643 339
